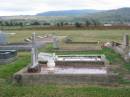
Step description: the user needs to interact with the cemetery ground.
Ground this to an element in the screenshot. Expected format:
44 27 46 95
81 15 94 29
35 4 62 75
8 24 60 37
0 29 130 97
7 29 130 43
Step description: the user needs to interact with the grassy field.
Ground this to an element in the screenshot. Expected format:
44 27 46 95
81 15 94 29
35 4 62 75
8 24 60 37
1 83 130 97
4 29 130 43
0 29 130 97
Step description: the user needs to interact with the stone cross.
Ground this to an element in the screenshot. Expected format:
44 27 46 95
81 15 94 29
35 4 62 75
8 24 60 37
28 32 40 72
31 32 38 67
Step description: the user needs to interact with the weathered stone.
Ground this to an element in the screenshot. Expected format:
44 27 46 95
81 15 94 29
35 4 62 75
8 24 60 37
53 36 59 49
123 33 129 48
0 31 7 45
13 66 119 85
110 34 130 62
28 65 41 73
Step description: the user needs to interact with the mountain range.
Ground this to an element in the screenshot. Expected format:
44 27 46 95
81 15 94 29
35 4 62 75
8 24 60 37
0 7 130 24
83 7 130 23
36 7 130 23
37 9 101 16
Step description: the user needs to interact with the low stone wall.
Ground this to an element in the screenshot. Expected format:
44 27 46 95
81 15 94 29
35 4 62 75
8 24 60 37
0 45 31 51
59 46 102 51
13 67 119 85
13 73 119 85
112 46 124 55
59 42 102 51
0 43 46 51
66 42 99 44
110 46 130 62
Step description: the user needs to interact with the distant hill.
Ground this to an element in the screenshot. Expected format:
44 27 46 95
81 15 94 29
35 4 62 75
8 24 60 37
37 9 101 16
0 7 130 24
81 7 130 23
36 7 130 23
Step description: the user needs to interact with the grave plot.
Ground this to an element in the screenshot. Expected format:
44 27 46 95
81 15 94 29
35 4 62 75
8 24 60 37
13 54 118 85
13 33 118 85
52 36 102 51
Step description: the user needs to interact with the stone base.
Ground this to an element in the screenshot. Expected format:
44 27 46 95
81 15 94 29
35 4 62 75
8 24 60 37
13 66 119 85
27 65 41 73
13 73 119 85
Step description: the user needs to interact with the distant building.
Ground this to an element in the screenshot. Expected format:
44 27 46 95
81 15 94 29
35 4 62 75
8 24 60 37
103 24 112 27
127 23 130 26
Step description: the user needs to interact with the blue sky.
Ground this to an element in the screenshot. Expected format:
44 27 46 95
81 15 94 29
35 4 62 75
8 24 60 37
0 0 130 16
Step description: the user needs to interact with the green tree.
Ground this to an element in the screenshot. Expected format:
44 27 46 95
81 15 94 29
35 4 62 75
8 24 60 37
0 21 2 26
85 20 91 27
31 21 40 25
56 23 60 27
4 21 10 26
60 22 64 27
91 19 100 27
75 22 81 28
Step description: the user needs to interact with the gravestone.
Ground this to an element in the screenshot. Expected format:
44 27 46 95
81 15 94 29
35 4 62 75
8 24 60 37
28 32 41 73
123 33 129 48
0 31 7 45
122 34 129 62
53 36 59 49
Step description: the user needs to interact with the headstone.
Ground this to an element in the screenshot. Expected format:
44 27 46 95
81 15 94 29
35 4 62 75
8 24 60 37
53 36 59 49
0 31 7 45
123 34 129 48
122 34 130 62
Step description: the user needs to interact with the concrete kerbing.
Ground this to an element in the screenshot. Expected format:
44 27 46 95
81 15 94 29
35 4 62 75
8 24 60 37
13 65 119 85
13 66 28 84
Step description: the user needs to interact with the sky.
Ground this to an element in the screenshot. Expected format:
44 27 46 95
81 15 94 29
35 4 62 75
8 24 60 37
0 0 130 16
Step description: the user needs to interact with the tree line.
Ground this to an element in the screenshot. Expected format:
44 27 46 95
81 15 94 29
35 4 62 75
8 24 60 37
0 19 100 27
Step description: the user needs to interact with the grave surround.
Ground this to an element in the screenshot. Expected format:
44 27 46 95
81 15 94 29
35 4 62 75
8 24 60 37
0 50 17 64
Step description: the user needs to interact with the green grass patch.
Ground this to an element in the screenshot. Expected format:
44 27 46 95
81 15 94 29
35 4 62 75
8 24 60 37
124 63 130 73
0 84 130 97
0 52 30 79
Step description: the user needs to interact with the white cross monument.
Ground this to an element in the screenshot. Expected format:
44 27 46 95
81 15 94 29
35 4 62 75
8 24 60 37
28 32 41 72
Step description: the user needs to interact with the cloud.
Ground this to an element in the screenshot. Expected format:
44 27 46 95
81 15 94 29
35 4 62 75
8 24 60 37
0 0 130 16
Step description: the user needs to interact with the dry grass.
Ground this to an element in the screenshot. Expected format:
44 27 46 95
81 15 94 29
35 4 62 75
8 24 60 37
4 29 130 43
